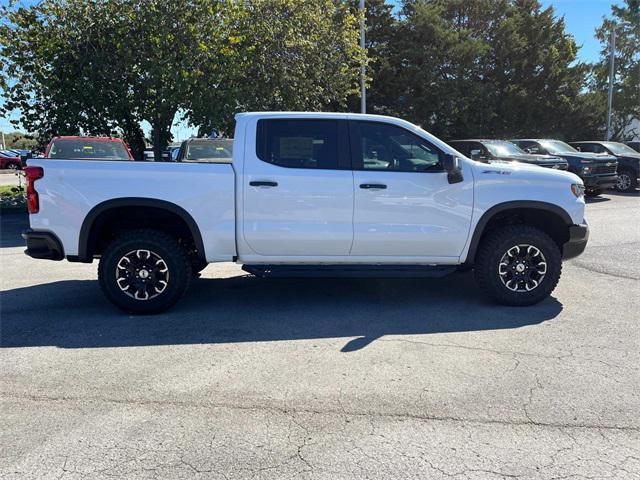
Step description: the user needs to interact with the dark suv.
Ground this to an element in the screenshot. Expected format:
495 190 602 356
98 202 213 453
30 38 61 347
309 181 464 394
448 139 568 170
570 141 639 193
511 139 618 197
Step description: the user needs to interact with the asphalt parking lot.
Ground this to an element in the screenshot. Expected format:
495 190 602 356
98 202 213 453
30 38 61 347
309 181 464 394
1 192 639 479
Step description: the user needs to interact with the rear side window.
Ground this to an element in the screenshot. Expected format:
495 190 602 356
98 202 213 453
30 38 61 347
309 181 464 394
256 119 343 169
48 139 130 160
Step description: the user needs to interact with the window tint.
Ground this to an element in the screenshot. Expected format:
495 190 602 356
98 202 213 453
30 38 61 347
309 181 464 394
256 120 339 169
352 122 442 172
183 139 233 163
48 139 130 160
449 142 469 156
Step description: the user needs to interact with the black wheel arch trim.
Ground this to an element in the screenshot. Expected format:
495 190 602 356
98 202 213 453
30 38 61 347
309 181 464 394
464 200 573 265
78 197 206 263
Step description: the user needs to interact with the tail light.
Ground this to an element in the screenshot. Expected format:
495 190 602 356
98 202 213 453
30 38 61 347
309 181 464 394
24 166 44 214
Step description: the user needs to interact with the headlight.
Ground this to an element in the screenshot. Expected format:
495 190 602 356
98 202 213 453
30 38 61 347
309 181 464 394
571 184 585 198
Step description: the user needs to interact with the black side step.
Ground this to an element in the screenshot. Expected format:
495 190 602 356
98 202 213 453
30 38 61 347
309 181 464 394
242 264 457 279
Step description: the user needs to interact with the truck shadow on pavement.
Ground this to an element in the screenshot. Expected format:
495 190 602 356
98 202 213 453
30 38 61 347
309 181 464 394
1 272 563 352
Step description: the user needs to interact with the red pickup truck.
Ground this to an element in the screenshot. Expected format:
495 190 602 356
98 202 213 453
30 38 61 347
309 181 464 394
45 136 134 161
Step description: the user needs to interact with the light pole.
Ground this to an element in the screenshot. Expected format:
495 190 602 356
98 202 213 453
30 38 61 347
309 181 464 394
359 0 366 114
606 27 616 141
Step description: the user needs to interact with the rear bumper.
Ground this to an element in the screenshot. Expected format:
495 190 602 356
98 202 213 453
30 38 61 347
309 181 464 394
22 229 64 260
582 174 617 189
562 222 589 260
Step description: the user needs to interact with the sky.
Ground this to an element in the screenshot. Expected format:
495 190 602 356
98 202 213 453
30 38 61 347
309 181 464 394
0 0 621 138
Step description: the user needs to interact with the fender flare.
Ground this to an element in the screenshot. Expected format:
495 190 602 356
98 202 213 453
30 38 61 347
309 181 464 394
77 197 206 262
464 200 573 264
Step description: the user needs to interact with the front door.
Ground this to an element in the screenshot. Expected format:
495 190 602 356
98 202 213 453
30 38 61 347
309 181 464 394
242 118 354 256
349 120 473 260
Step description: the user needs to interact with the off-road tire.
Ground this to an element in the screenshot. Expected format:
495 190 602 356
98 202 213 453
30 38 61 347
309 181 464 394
474 225 562 306
98 229 192 314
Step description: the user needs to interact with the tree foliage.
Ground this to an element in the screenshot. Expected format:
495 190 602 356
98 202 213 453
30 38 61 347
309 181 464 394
0 0 362 157
187 0 363 135
362 0 598 140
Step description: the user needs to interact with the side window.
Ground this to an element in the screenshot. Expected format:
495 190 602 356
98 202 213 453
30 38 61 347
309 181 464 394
575 143 593 153
450 142 469 156
351 121 443 172
256 119 341 169
520 141 541 154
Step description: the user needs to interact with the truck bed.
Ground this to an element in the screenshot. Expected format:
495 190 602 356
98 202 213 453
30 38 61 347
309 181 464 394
26 159 237 262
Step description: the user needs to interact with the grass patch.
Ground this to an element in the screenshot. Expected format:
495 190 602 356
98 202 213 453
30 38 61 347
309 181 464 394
0 184 26 212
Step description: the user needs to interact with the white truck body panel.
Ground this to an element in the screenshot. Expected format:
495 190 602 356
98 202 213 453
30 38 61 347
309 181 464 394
27 160 236 261
27 112 586 267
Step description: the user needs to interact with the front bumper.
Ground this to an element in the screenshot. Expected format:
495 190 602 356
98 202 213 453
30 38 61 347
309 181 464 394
562 223 589 260
22 229 64 260
582 174 617 190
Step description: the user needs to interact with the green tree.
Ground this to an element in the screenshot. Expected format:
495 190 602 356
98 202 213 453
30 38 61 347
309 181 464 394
366 0 599 140
592 0 639 140
0 0 232 160
186 0 363 135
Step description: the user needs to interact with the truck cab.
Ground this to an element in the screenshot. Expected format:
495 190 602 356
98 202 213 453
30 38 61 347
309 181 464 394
23 113 589 314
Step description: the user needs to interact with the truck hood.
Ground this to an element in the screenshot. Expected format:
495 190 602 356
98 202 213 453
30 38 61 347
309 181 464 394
474 159 581 183
492 153 566 165
555 151 617 163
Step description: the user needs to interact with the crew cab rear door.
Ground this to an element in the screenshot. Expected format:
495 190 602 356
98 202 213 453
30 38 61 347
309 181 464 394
349 120 473 260
242 117 354 256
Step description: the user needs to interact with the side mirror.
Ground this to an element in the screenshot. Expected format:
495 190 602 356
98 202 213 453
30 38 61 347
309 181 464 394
470 149 482 160
442 154 464 184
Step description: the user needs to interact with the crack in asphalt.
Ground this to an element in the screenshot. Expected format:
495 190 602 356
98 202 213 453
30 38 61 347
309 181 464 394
2 391 638 433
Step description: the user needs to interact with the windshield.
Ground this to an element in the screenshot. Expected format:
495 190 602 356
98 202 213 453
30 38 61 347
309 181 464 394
483 141 526 157
539 140 577 155
603 142 638 155
184 139 233 162
48 139 130 160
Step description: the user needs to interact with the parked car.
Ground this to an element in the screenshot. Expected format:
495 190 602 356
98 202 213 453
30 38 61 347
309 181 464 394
0 152 25 170
625 141 640 153
447 139 568 170
142 148 173 162
45 136 134 161
174 138 234 163
511 139 617 197
22 112 588 314
569 141 640 193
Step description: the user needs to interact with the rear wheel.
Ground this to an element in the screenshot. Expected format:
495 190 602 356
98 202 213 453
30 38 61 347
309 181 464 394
5 162 20 170
98 229 191 314
474 225 562 306
615 169 637 192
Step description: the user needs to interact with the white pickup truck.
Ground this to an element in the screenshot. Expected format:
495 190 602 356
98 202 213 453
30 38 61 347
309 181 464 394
23 112 589 313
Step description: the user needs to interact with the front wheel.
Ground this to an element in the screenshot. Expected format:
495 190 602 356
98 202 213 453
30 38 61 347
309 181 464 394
474 225 562 306
615 169 637 193
98 229 192 314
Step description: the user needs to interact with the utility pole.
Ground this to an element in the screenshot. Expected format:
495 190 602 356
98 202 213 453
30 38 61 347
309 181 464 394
359 0 366 114
606 27 616 141
1 130 6 150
